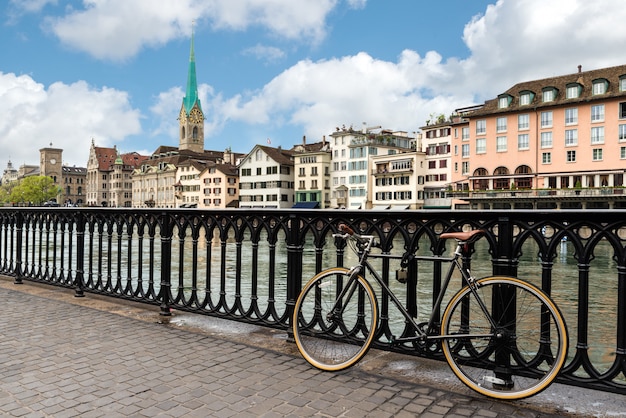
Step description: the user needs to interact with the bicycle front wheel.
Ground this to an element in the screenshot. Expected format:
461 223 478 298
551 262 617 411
293 267 378 371
441 277 568 400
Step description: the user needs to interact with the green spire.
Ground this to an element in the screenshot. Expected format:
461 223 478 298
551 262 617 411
183 24 202 114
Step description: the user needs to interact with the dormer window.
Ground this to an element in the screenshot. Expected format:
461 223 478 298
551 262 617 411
519 91 534 106
542 87 556 102
498 94 512 109
620 76 626 92
592 78 608 95
566 83 581 99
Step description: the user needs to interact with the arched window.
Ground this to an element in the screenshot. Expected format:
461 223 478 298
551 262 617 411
181 127 186 139
493 167 509 189
192 127 198 141
472 168 489 190
514 165 532 189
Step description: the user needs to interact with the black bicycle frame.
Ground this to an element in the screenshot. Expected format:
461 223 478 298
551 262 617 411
333 240 497 344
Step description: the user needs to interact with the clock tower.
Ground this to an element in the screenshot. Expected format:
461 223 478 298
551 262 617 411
178 26 205 153
40 145 63 185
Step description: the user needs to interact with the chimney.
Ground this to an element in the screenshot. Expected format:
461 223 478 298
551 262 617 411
322 135 326 146
578 65 582 73
302 135 306 145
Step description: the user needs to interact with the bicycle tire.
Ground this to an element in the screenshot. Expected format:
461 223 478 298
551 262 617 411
293 267 378 371
441 276 568 400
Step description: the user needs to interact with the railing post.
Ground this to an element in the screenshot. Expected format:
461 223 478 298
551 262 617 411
286 213 304 337
492 216 517 388
159 211 173 316
14 211 23 284
492 216 517 277
74 212 85 297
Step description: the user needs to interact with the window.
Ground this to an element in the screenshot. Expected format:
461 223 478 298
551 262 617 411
476 120 486 135
565 108 578 125
593 148 603 161
496 117 507 132
518 134 529 150
518 114 529 130
620 124 626 141
542 88 555 102
476 138 486 154
542 152 551 164
566 150 576 162
462 144 470 157
462 127 470 140
462 161 469 174
591 105 605 122
498 96 510 108
621 77 626 92
519 92 532 105
541 132 553 148
540 111 552 128
620 102 626 119
621 147 626 159
591 126 604 144
496 136 507 152
565 129 578 146
592 79 607 95
566 84 580 99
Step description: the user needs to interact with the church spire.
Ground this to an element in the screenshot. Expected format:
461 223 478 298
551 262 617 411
183 22 202 115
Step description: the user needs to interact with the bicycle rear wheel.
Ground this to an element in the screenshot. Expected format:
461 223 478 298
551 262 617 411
293 267 378 371
441 277 568 400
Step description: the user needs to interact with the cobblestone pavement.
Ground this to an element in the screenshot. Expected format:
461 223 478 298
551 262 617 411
0 278 606 417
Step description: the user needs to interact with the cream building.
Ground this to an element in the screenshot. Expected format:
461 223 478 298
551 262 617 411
329 126 416 209
293 137 331 209
370 150 425 210
238 145 295 209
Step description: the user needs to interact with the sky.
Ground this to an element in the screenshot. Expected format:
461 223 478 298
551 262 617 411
2 0 626 169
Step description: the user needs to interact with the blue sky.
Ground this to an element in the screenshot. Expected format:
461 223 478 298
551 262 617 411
2 0 626 168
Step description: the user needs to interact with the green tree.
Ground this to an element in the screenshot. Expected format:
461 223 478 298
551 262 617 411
9 176 60 205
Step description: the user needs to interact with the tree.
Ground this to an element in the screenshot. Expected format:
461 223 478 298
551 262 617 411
9 176 60 205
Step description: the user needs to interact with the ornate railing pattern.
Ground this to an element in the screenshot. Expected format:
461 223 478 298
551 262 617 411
0 208 625 394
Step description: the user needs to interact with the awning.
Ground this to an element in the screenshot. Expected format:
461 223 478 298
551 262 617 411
292 202 320 209
389 205 409 211
371 204 390 210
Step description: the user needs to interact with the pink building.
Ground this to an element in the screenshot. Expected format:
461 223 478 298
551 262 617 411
452 64 626 210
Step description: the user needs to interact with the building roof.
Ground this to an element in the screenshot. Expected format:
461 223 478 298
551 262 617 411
469 64 626 117
95 147 148 171
62 166 87 175
258 145 295 166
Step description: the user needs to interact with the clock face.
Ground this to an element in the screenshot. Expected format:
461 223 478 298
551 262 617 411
179 108 187 122
50 158 56 165
190 108 203 123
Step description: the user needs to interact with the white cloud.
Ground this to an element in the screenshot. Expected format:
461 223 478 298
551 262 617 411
45 0 338 61
214 0 626 146
242 44 286 63
0 72 141 166
462 0 626 99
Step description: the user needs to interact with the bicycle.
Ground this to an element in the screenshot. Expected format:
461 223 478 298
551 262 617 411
292 224 568 400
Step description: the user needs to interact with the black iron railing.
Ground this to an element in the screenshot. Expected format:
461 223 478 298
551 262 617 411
0 207 625 394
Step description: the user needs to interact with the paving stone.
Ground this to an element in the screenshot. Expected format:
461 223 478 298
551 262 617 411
0 280 593 418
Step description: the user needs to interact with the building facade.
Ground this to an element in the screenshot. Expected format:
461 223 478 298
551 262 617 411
293 137 332 208
238 145 295 209
452 64 626 210
86 141 147 207
329 126 416 209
